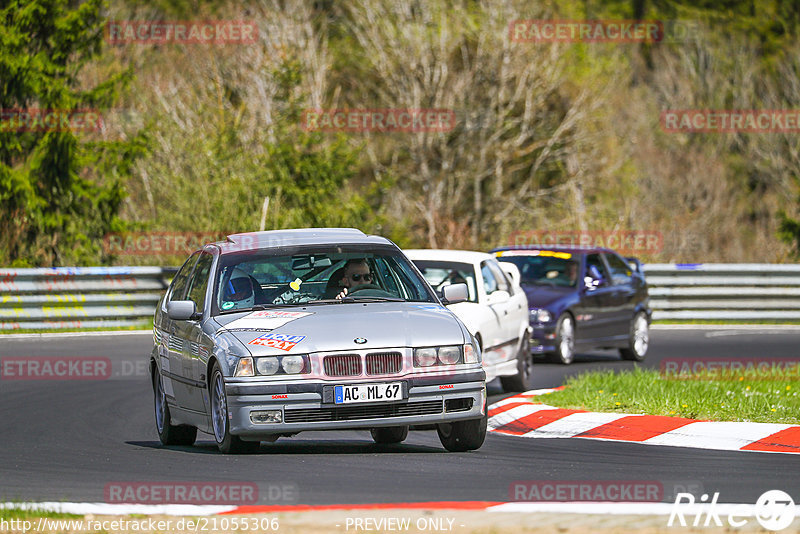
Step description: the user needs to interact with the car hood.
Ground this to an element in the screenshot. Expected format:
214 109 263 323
213 303 466 356
520 284 574 309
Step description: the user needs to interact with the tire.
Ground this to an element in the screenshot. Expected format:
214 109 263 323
500 335 534 392
548 314 575 365
153 369 197 446
210 364 260 454
370 426 409 444
437 403 487 452
620 312 649 361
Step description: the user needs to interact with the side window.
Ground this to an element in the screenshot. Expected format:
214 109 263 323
585 254 610 284
480 262 498 294
605 253 633 285
186 252 214 314
168 252 199 302
486 260 510 293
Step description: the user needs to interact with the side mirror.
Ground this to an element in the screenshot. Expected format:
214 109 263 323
168 300 198 321
487 289 511 305
442 283 468 304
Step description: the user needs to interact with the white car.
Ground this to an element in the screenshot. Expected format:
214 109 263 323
406 249 533 392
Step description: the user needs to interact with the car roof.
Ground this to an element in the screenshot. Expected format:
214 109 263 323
404 249 494 264
214 228 393 254
491 245 615 256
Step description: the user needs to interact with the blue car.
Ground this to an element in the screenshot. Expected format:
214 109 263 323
490 246 651 364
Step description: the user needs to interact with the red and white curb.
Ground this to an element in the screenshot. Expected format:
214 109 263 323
489 389 800 454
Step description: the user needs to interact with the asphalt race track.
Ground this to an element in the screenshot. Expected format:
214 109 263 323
1 328 799 506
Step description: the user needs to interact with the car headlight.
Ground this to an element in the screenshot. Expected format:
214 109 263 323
281 355 306 374
414 347 437 367
235 356 255 377
254 355 309 375
438 346 461 365
256 357 280 375
414 345 471 367
530 309 552 323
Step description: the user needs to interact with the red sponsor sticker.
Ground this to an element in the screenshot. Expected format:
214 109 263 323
1 357 112 380
248 333 306 351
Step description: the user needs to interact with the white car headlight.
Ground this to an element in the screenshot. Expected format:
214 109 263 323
531 309 552 323
437 345 461 365
414 347 437 367
256 357 280 375
281 355 306 374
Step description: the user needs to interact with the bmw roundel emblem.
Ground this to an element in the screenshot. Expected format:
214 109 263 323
354 337 367 344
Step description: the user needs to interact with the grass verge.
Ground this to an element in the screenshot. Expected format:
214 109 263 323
0 507 81 520
539 367 800 424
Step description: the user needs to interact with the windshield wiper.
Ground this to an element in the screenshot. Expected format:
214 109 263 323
217 304 282 315
347 296 404 302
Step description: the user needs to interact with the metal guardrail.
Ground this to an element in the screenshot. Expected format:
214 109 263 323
644 263 800 321
1 263 799 330
0 267 171 331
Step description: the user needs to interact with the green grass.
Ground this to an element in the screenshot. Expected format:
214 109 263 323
539 367 800 424
0 507 81 520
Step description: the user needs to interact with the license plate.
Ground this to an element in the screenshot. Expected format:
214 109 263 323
334 382 403 404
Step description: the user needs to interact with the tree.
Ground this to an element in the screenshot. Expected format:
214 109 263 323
0 0 136 266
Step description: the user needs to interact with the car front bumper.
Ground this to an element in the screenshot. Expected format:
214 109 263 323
225 370 486 439
530 323 557 354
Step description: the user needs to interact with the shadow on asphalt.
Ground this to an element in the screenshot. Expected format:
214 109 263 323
126 439 446 455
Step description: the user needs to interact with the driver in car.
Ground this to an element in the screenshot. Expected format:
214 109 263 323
335 258 374 300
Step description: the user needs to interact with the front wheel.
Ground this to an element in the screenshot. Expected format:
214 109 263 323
500 335 534 392
153 369 197 446
548 314 575 365
210 364 260 454
370 426 409 444
620 312 649 361
437 411 487 452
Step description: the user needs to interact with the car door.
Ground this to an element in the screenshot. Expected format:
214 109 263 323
174 251 214 413
162 252 199 409
603 251 638 337
577 253 616 342
480 260 516 362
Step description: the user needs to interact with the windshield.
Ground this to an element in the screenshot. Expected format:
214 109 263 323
496 252 580 288
411 260 478 303
212 245 437 314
